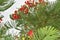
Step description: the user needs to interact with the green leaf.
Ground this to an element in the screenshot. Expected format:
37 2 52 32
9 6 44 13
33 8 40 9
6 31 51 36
33 26 60 40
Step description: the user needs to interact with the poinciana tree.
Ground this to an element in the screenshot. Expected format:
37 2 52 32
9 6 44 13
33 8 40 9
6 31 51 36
0 0 60 40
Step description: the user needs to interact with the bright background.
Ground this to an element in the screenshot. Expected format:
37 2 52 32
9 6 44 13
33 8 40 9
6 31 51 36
1 0 26 23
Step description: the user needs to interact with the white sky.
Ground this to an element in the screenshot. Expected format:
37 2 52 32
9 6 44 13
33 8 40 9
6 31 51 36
0 0 56 23
0 0 26 23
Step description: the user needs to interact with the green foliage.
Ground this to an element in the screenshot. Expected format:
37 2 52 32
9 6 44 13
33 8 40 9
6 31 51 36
45 0 60 29
4 35 15 40
0 26 15 40
18 3 48 29
0 0 14 11
33 26 60 40
0 0 8 5
0 27 8 38
0 0 60 40
18 0 60 29
0 35 15 40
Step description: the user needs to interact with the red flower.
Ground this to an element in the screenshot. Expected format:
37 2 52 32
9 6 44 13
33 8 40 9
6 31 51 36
20 5 26 11
39 0 44 3
26 0 34 3
25 1 30 5
24 8 29 14
25 0 34 7
19 5 29 14
28 3 34 7
12 13 20 20
0 18 2 23
27 30 33 37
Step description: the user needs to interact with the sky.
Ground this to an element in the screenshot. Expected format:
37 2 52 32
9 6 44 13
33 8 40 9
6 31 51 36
1 0 26 23
0 0 56 23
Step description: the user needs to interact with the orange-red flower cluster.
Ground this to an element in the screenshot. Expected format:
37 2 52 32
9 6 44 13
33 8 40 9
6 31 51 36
27 30 33 37
20 5 29 14
39 0 44 3
25 0 38 7
25 1 34 7
0 18 2 23
11 10 20 20
19 0 45 14
20 5 26 12
19 0 39 14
